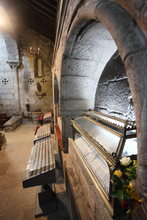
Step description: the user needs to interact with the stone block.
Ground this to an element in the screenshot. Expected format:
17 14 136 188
60 99 94 111
60 110 84 117
61 75 97 99
95 79 131 118
62 58 97 77
71 43 101 61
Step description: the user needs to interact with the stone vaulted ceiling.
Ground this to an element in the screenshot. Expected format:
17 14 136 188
0 0 58 41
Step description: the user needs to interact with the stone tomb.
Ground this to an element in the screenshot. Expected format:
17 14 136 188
3 116 22 132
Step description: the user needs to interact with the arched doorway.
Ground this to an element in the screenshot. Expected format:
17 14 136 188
57 0 147 203
60 22 117 149
60 21 135 153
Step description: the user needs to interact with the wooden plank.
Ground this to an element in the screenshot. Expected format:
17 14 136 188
42 0 57 10
24 21 55 40
22 8 56 27
64 155 93 220
55 125 63 151
31 0 57 17
22 2 56 22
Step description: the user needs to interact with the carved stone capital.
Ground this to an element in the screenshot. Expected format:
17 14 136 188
7 61 20 70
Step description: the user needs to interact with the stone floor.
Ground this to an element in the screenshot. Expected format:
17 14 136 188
0 118 69 220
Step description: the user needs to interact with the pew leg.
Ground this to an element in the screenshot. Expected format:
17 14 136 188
35 184 57 218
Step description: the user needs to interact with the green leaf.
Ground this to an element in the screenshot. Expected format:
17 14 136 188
133 160 137 167
114 175 125 189
126 209 131 216
126 167 133 172
125 172 133 177
110 189 124 199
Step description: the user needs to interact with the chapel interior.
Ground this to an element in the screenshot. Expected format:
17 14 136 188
0 0 147 220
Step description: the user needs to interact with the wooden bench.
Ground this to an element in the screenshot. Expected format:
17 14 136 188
43 112 52 123
23 137 55 188
23 136 56 217
34 123 51 143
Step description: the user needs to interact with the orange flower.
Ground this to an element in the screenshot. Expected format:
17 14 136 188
114 170 122 178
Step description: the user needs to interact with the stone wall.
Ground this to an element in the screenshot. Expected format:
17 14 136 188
0 33 19 115
95 51 135 120
0 27 54 116
18 27 54 115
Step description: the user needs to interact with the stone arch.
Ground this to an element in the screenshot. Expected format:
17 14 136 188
2 32 19 65
0 6 19 67
60 0 147 202
60 21 117 148
114 0 147 36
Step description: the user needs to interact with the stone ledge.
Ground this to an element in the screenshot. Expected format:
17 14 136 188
63 153 93 220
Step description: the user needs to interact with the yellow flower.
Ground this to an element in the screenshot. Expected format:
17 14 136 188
127 182 135 191
114 170 122 178
127 183 142 202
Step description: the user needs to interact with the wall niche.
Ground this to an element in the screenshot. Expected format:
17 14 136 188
34 55 44 77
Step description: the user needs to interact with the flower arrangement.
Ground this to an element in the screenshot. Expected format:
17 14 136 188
111 156 142 216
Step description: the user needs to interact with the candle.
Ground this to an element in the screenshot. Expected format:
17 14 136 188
37 47 40 54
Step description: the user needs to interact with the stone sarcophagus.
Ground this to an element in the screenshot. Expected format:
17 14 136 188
70 111 137 217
